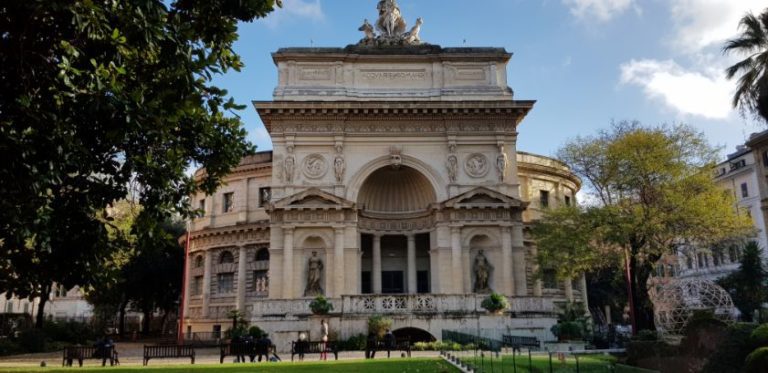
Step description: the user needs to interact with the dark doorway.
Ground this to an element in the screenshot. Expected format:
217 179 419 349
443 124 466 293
417 271 429 294
382 271 404 294
361 271 372 294
393 327 436 343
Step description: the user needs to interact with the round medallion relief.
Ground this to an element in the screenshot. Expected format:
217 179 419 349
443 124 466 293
464 153 489 178
302 154 328 179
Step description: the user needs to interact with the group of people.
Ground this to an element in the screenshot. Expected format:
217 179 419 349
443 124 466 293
294 319 330 361
365 329 397 359
231 333 280 363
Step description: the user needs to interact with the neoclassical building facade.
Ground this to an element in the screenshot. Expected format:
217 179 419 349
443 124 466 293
183 5 584 350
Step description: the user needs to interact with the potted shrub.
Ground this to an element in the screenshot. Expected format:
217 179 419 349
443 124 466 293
309 296 334 315
481 292 509 314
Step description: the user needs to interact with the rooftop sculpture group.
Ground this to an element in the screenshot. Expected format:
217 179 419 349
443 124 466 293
358 0 424 46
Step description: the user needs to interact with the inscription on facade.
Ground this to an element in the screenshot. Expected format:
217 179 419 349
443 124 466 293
361 70 427 81
300 68 332 81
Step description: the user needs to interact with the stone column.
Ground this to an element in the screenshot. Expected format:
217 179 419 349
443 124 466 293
564 278 574 302
451 227 462 293
283 227 294 299
236 246 247 313
334 227 345 297
407 234 417 294
511 223 527 296
202 250 212 318
501 227 513 296
372 234 382 294
532 246 543 297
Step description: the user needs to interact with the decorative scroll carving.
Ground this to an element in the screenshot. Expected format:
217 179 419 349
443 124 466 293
465 153 489 178
302 154 328 179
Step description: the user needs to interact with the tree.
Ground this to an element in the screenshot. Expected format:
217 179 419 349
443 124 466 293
724 9 768 124
718 241 768 322
532 121 753 332
0 0 282 327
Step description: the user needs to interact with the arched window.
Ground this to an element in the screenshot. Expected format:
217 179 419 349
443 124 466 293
256 248 270 262
194 255 204 268
219 251 234 264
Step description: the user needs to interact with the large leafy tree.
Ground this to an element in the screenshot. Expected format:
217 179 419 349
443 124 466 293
532 121 753 332
724 9 768 124
718 241 768 322
0 0 281 327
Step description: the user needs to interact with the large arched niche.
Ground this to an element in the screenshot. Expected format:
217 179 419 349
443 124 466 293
357 165 437 213
347 155 447 205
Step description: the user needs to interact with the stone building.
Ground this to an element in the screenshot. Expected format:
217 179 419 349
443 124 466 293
182 2 584 350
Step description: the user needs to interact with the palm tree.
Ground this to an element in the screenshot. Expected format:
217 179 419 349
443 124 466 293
723 10 768 124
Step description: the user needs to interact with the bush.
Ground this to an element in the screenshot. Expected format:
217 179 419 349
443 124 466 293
368 315 392 337
701 323 758 373
340 334 367 351
43 320 95 344
633 330 659 341
551 321 585 341
480 293 509 313
248 326 264 339
0 339 21 356
751 324 768 347
745 347 768 373
309 296 333 315
17 329 47 353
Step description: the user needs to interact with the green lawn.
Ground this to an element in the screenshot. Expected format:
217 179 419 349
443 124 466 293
0 358 459 373
460 353 617 372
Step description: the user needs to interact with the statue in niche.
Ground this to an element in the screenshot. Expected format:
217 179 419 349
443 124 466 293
284 156 295 183
446 154 458 183
473 250 493 293
304 251 324 297
496 153 508 182
334 156 346 183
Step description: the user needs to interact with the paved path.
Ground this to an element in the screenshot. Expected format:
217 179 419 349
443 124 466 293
0 344 440 368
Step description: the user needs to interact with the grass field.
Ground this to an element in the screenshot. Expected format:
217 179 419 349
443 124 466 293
460 353 617 372
0 358 459 373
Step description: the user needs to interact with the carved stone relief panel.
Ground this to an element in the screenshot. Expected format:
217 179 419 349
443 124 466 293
302 154 328 179
464 153 489 178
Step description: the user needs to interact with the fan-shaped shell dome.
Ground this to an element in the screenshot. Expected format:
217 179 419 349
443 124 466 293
357 166 436 213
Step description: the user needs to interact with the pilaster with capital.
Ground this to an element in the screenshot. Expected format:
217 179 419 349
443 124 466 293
236 245 247 312
407 234 417 294
282 227 295 299
333 227 345 297
450 226 463 293
511 223 527 296
501 227 514 296
372 234 382 294
202 250 212 318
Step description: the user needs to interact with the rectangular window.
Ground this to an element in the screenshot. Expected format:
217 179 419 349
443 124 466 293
542 269 557 289
539 190 550 209
199 199 206 215
361 271 372 294
259 187 271 207
763 151 768 167
564 195 571 207
217 273 234 294
192 276 203 296
222 193 234 213
741 183 749 198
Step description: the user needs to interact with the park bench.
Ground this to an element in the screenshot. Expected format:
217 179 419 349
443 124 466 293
290 340 339 361
62 346 118 367
375 338 412 358
219 341 278 363
142 345 195 366
502 335 540 352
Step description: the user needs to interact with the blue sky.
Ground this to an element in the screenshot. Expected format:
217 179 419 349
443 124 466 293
216 0 767 160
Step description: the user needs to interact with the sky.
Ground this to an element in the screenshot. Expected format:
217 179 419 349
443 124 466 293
215 0 767 160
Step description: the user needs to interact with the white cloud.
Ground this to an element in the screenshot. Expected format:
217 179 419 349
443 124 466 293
262 0 324 28
563 0 635 22
620 59 732 120
670 0 765 53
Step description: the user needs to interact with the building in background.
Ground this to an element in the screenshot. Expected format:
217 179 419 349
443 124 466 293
0 286 93 322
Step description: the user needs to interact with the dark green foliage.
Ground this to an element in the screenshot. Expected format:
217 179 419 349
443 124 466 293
0 339 21 356
718 242 768 321
551 302 589 341
43 320 96 345
0 0 281 327
309 296 334 315
339 334 367 351
17 329 47 353
480 292 509 313
701 323 759 373
625 340 678 366
368 315 393 338
723 10 768 124
745 347 768 373
633 330 659 341
248 326 265 339
751 324 768 347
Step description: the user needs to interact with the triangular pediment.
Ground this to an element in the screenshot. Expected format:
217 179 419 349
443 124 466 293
271 188 354 210
441 187 527 209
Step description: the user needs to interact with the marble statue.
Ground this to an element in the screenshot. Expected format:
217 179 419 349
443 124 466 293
474 250 492 293
284 156 295 183
376 0 406 38
446 154 458 183
496 153 508 182
305 251 324 296
403 17 423 45
358 19 376 45
334 156 346 183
